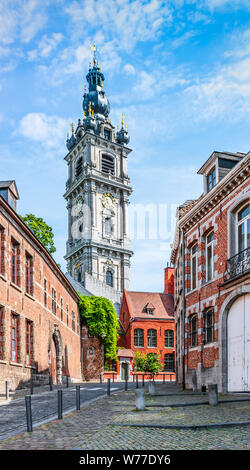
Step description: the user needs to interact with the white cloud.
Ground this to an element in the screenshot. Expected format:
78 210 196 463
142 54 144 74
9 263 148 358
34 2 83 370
0 1 48 45
17 112 70 149
28 33 63 61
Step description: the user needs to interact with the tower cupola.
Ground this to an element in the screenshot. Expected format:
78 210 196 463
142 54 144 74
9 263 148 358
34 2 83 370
82 45 110 123
116 114 130 145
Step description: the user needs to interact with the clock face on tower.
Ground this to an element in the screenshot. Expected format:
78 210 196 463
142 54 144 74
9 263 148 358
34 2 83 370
102 192 115 210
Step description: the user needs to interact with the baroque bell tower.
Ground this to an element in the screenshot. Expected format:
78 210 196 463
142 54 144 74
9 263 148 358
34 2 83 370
64 45 133 300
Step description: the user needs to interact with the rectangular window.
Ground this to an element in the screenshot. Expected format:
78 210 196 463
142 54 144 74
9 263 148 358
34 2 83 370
52 288 56 315
190 315 198 348
60 298 63 321
190 244 198 290
207 167 216 192
0 227 4 275
11 240 20 285
44 279 47 307
206 231 214 282
72 311 75 332
26 320 33 366
11 314 18 363
204 309 214 344
25 253 33 295
66 304 69 326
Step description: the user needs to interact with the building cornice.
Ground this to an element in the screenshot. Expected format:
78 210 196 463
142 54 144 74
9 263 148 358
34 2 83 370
171 153 250 263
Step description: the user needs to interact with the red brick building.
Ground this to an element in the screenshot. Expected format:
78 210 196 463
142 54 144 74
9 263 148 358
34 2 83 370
0 181 83 393
117 268 175 380
171 151 250 393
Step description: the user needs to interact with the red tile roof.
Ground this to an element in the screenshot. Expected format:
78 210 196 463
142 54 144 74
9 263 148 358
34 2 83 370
117 349 134 358
124 290 174 319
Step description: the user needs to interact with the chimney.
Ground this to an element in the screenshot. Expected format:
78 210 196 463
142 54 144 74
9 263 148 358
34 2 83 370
164 266 174 296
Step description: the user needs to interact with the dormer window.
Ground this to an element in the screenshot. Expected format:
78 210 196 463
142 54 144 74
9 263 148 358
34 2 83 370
144 303 155 315
207 167 216 192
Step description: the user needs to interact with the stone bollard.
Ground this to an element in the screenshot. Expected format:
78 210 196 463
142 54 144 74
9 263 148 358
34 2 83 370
208 384 218 406
135 389 145 411
148 381 156 396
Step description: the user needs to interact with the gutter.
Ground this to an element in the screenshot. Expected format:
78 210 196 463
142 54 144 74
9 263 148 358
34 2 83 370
182 229 186 391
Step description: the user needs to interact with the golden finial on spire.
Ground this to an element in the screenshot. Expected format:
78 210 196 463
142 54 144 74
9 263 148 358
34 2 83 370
70 122 74 133
94 115 96 121
84 85 86 94
92 109 94 117
101 80 103 88
84 110 86 117
121 114 125 126
88 102 92 114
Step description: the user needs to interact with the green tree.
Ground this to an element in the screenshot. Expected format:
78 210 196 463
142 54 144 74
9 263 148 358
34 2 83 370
20 214 56 254
145 352 163 377
78 294 120 361
134 352 147 372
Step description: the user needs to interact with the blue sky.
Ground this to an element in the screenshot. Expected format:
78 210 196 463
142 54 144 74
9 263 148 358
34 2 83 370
1 0 250 292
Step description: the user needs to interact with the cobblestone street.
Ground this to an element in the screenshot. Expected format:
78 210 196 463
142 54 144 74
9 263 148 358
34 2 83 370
0 384 249 450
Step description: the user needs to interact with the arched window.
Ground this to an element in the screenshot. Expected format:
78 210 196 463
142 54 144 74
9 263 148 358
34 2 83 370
101 154 115 175
75 157 83 178
147 329 157 348
206 231 214 282
237 202 250 252
134 328 144 347
164 353 175 372
104 217 112 235
165 330 174 348
106 270 113 287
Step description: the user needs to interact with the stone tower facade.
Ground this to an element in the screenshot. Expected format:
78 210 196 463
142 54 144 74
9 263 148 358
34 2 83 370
64 48 133 302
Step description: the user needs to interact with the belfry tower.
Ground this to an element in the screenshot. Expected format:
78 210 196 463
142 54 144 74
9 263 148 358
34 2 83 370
64 46 133 303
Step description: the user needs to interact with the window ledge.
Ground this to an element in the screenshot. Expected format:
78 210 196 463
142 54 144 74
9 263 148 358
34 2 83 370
0 274 7 282
0 360 7 364
25 292 35 301
24 365 36 370
10 282 22 293
203 342 217 348
188 346 198 352
10 362 23 367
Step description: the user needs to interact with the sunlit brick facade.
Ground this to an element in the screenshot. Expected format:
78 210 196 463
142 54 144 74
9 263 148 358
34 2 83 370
171 151 250 393
0 183 82 393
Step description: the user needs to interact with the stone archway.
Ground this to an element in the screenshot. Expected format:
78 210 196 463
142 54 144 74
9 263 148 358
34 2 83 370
48 325 63 384
219 285 250 393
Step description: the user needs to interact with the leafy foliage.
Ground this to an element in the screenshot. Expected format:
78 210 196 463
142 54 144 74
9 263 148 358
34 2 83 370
134 351 163 376
20 213 56 254
146 352 163 376
78 294 120 361
134 352 147 371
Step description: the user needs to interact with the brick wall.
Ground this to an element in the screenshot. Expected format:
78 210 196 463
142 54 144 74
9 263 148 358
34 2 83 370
0 198 82 392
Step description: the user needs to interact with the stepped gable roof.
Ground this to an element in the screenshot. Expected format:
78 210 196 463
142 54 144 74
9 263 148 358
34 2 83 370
124 290 174 319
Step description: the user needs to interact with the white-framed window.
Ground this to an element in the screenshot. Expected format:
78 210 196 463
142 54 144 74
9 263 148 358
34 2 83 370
207 166 216 192
236 202 250 253
190 243 198 290
206 231 214 282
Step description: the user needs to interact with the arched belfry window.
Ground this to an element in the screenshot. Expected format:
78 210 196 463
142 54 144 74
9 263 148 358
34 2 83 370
106 270 113 287
75 157 83 178
101 154 115 175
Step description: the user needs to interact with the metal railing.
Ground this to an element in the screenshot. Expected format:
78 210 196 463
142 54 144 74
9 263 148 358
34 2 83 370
224 247 250 282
